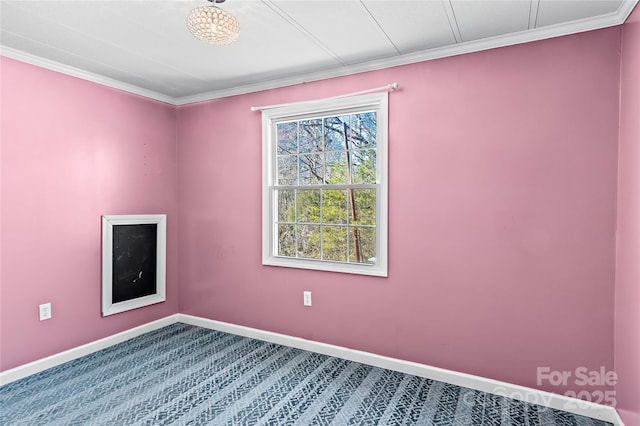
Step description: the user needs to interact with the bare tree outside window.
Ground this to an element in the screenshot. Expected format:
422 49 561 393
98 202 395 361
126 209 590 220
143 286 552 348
274 112 377 264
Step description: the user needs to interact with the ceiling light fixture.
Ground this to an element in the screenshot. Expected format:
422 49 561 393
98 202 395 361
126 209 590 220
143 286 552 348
187 0 239 46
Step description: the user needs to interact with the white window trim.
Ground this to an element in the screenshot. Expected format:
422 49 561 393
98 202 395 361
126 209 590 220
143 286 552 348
261 92 388 277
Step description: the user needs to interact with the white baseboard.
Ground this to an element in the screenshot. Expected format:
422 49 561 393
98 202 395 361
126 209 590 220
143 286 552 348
0 313 624 425
612 409 627 426
177 314 624 425
0 314 179 386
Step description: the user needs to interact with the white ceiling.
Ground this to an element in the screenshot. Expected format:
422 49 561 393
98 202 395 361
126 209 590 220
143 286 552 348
1 0 637 105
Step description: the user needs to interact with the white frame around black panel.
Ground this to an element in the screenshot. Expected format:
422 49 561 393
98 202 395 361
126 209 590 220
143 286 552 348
101 214 166 316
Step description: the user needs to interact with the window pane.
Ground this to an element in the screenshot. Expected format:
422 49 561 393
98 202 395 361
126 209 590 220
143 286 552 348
350 112 376 149
348 226 376 264
277 189 296 222
278 224 296 257
351 149 376 184
325 151 348 185
297 225 321 259
322 189 348 224
277 155 297 185
349 188 376 225
323 226 347 262
324 116 349 151
300 119 323 153
277 122 297 154
265 94 387 275
297 190 321 223
299 153 323 185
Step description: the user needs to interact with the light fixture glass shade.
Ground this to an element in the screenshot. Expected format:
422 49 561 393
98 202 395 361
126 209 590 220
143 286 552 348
187 5 239 45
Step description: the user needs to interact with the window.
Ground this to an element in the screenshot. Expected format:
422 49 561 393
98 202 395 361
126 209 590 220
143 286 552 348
262 92 388 276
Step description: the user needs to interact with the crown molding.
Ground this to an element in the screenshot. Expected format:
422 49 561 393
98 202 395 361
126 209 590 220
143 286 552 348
0 46 175 105
3 0 637 107
175 0 638 105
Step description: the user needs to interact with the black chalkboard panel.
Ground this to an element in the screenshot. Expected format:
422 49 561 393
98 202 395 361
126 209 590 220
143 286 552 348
112 224 157 304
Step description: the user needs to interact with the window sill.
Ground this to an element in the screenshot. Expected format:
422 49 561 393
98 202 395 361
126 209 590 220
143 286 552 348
262 255 387 277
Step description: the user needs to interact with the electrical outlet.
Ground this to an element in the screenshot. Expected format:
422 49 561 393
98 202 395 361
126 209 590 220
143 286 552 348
39 303 52 321
303 291 312 307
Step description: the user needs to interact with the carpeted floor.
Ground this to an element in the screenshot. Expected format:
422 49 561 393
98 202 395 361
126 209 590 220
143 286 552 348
0 323 612 425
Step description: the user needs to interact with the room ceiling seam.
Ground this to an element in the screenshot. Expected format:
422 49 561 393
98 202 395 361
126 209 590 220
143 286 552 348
261 0 347 66
359 1 401 55
442 0 464 43
529 0 541 30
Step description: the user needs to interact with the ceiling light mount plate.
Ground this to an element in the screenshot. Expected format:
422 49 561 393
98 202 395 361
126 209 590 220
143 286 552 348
187 0 239 46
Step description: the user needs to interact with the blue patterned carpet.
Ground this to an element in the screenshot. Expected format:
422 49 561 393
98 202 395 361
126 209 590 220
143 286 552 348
0 323 612 425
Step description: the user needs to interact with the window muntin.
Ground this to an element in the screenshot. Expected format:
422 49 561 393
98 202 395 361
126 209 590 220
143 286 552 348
262 93 388 276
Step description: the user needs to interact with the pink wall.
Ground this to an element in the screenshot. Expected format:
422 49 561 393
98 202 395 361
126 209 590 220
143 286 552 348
177 28 621 394
2 19 635 408
0 57 179 371
615 4 640 424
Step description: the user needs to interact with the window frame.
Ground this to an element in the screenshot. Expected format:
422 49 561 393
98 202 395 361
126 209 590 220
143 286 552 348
261 92 388 277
